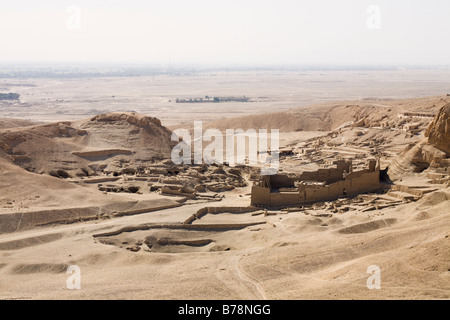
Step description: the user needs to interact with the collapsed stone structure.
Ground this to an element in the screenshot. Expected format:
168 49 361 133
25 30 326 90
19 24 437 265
388 103 450 180
251 159 381 207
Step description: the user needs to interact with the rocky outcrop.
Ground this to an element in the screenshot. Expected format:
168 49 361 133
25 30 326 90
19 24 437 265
425 103 450 155
388 104 449 180
0 112 176 177
88 112 163 128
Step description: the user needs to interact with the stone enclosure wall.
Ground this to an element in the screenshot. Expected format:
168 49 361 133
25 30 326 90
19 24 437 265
251 160 380 207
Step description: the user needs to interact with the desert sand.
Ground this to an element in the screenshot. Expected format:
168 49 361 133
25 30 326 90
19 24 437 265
0 70 449 300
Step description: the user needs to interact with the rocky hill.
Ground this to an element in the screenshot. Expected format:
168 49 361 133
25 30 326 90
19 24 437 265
0 112 176 178
388 103 450 180
426 103 450 154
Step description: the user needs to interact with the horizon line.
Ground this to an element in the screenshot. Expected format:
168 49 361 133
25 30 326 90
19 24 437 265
0 62 449 70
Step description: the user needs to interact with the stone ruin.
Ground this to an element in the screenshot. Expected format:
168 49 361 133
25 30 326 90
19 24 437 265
71 162 249 202
251 159 381 207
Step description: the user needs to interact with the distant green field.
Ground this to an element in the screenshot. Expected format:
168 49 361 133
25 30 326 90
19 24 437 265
0 93 20 100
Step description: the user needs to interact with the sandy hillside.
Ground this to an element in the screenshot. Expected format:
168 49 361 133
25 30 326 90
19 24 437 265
191 95 449 132
0 112 176 177
0 180 448 300
0 119 34 130
0 157 182 234
0 113 183 235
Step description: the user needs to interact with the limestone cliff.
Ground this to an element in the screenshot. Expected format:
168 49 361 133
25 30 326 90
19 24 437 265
388 104 449 180
425 103 450 155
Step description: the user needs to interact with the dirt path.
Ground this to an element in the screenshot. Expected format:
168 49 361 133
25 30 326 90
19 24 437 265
234 253 268 300
214 249 268 300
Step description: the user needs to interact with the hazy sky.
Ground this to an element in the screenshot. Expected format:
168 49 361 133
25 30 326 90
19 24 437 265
1 0 449 66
